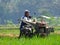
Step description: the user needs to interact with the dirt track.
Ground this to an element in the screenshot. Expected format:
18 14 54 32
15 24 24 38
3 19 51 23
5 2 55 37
0 31 60 37
54 31 60 34
0 33 19 37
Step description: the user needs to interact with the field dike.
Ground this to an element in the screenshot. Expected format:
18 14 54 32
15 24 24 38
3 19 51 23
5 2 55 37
0 31 60 37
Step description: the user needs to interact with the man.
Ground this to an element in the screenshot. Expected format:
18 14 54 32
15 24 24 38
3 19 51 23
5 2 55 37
18 10 33 38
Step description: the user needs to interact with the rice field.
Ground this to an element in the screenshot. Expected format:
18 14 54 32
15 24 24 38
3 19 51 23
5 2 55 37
0 27 60 45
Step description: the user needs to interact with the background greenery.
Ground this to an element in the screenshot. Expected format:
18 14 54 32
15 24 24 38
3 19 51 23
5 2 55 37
0 0 60 24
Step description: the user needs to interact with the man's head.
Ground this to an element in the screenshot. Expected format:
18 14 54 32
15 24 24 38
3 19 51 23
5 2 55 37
24 10 30 17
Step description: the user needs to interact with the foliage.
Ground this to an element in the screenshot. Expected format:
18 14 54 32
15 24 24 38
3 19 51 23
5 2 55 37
0 0 60 24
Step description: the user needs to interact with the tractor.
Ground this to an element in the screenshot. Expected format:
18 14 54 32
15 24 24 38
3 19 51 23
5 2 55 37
33 16 54 37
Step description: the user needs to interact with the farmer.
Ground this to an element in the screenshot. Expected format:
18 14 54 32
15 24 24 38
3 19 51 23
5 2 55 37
18 10 33 38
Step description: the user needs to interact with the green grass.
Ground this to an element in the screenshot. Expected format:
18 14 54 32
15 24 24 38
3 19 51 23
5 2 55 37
54 26 60 30
0 29 60 45
0 29 19 34
0 34 60 45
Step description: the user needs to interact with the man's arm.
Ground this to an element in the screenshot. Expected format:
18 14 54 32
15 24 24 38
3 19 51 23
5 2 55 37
21 17 32 24
21 17 37 25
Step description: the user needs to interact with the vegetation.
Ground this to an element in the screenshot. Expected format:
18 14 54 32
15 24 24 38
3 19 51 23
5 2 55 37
0 0 60 24
0 26 60 45
0 32 60 45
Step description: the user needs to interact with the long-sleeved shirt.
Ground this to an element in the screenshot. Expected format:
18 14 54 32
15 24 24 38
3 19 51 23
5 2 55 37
20 16 32 30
